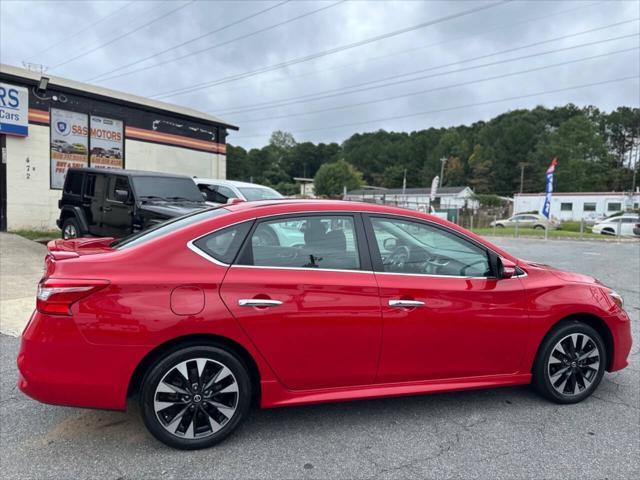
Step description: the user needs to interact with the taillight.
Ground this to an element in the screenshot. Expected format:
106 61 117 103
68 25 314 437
36 279 109 315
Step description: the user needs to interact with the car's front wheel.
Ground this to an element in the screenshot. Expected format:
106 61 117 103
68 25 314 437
533 321 606 404
140 345 251 450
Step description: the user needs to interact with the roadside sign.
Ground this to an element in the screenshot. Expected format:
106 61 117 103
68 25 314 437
0 82 29 137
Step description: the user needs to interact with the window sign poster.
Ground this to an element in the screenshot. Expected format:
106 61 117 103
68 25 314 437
50 109 89 189
89 115 124 169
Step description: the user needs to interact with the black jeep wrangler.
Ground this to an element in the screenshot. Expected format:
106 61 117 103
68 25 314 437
57 168 209 239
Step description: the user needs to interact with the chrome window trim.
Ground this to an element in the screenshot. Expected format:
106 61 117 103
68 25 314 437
185 208 517 280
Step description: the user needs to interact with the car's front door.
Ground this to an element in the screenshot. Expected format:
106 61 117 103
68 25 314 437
220 213 383 390
364 215 528 383
101 175 134 237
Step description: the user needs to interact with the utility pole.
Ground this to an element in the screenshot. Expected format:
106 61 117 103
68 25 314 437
519 162 527 194
402 169 407 195
632 141 639 194
439 157 447 188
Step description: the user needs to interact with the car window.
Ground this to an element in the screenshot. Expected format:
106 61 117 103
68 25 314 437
192 221 252 264
108 176 131 202
370 217 491 277
114 208 229 249
133 176 203 202
64 172 83 195
238 186 283 201
239 215 360 270
217 186 237 200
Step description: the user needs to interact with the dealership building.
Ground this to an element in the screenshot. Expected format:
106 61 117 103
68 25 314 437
0 64 237 231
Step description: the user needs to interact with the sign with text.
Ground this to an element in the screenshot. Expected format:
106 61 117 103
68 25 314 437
0 82 28 137
50 109 89 189
90 115 124 169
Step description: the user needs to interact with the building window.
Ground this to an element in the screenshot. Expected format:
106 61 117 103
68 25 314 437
583 203 596 212
607 202 622 212
560 202 573 211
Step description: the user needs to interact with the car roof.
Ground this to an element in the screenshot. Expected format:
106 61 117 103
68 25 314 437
68 168 192 179
194 178 276 189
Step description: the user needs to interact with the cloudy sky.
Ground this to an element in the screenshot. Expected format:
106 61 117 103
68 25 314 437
1 0 638 148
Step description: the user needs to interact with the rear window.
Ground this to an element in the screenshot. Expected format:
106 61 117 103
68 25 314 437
192 221 253 264
238 186 283 201
64 172 83 195
114 208 229 250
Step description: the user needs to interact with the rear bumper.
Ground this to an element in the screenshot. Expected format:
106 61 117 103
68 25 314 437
17 311 141 410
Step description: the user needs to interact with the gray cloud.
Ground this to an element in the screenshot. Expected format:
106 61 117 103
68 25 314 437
1 0 638 148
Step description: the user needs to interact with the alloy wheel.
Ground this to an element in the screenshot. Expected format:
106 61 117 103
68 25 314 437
547 333 600 396
154 358 239 439
63 224 77 239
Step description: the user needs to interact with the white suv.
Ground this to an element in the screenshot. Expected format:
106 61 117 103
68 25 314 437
194 178 283 204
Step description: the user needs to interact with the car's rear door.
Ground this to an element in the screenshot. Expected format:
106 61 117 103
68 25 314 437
101 175 134 237
363 214 528 383
219 213 383 390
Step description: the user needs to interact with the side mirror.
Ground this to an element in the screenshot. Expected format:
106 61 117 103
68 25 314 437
201 191 208 200
499 257 517 279
383 237 398 251
114 189 129 203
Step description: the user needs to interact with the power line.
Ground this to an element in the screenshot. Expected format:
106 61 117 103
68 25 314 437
233 46 638 124
220 26 639 116
230 75 639 141
49 0 197 71
87 0 291 82
193 0 605 104
23 1 136 62
150 0 511 99
93 0 347 83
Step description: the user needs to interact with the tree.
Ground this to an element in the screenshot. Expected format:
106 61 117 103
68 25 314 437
314 160 363 197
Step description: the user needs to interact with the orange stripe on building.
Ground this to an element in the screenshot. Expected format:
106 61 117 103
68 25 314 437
125 126 226 154
28 109 50 123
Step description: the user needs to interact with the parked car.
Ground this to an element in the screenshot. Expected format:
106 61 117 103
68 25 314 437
51 139 72 153
634 223 640 236
591 214 640 236
490 213 559 229
19 200 631 450
57 168 209 239
194 178 283 204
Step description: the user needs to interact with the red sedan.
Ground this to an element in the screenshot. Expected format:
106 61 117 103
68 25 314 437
18 200 632 449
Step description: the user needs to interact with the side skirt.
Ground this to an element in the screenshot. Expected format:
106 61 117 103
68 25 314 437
260 373 532 408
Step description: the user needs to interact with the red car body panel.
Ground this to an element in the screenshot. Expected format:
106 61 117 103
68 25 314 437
17 200 632 411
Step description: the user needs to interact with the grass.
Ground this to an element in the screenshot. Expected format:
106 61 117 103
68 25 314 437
9 229 60 242
471 226 607 240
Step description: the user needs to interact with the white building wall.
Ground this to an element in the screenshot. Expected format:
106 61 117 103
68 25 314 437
5 130 226 231
514 193 640 222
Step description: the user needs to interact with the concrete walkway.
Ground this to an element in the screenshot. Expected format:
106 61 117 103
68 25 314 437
0 233 47 336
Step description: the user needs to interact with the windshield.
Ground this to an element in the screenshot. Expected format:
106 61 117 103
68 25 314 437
114 208 229 249
132 176 204 202
238 186 283 201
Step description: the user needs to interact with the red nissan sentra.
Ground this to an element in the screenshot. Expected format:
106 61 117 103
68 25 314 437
17 200 632 449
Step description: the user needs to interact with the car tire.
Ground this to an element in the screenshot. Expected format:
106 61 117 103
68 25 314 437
495 224 505 228
61 217 81 239
601 228 615 236
139 345 252 450
533 224 545 230
532 321 606 404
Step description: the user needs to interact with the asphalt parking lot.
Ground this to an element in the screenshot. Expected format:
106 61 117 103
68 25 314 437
1 237 638 479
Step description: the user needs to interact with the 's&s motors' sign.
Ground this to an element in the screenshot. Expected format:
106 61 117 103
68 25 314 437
0 82 29 137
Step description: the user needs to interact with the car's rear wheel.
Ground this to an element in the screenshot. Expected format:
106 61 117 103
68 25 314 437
533 224 545 230
495 224 505 228
140 345 251 450
533 321 605 404
61 217 81 239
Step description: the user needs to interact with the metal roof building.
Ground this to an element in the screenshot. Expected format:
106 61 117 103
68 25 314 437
0 64 237 231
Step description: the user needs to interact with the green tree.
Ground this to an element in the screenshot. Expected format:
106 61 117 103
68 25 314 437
314 160 363 197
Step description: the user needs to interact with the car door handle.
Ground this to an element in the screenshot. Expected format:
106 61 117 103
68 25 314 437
388 299 425 308
238 299 283 307
102 206 112 212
